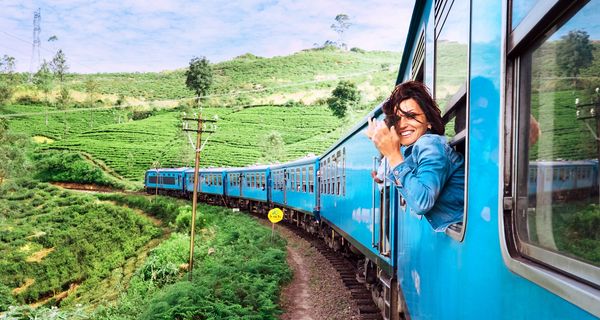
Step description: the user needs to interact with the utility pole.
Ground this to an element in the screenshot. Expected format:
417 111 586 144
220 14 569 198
29 8 41 82
575 87 600 204
183 113 215 281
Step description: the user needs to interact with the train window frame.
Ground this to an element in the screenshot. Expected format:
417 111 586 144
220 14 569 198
433 0 470 241
342 148 346 196
301 167 307 192
503 0 600 315
308 166 315 193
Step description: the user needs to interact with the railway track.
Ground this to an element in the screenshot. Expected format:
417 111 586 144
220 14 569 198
280 221 383 320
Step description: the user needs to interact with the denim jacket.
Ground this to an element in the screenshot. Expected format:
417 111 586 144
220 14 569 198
386 133 465 231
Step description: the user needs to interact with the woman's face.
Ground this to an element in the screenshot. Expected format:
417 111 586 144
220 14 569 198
394 98 430 146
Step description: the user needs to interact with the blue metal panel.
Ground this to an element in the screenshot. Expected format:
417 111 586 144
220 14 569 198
319 115 393 267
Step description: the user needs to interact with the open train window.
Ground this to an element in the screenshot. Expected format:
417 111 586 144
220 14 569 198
434 0 469 240
505 0 600 312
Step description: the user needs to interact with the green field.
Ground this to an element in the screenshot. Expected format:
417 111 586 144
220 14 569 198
0 180 162 306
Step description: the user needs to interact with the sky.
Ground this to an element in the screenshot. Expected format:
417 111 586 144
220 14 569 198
0 0 413 74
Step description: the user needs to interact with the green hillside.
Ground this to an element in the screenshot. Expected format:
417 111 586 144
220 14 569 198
4 48 400 182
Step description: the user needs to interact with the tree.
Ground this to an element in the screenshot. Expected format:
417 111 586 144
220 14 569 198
33 61 54 125
556 30 595 87
0 55 17 104
50 49 68 83
260 131 285 163
327 81 361 118
185 56 213 106
0 118 29 185
331 14 351 50
84 78 99 106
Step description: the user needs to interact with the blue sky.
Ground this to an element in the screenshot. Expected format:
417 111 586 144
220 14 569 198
0 0 413 73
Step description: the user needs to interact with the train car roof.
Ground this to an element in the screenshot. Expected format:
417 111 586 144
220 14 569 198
146 167 190 173
227 165 271 173
184 167 227 174
269 155 319 170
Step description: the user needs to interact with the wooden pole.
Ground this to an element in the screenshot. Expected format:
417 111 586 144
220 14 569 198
188 115 203 281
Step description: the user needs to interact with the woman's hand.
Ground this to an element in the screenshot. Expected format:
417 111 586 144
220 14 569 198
367 118 404 167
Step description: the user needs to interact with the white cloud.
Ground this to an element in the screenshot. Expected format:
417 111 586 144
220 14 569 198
1 0 411 73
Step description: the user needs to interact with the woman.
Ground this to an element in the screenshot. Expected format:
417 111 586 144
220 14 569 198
366 81 464 232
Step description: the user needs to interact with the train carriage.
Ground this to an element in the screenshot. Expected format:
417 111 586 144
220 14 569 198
184 167 227 204
389 0 600 319
270 156 320 229
144 167 189 196
232 165 271 213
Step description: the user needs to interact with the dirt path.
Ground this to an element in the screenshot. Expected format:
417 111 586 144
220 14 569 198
274 223 360 320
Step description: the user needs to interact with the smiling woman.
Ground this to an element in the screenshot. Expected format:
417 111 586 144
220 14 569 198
366 81 465 232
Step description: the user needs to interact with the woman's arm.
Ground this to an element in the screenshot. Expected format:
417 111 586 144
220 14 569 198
387 137 451 215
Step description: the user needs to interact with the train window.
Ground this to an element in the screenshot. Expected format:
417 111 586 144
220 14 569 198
324 159 329 194
302 167 307 192
510 0 600 294
342 148 346 196
435 0 469 238
308 166 314 193
434 0 468 118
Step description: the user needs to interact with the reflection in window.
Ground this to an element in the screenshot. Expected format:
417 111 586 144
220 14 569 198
518 1 600 269
512 0 540 29
434 0 469 114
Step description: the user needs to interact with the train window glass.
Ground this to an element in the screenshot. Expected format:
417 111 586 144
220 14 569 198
514 1 600 284
324 160 328 194
342 148 346 196
435 0 469 238
308 166 314 193
301 167 306 192
329 158 333 195
511 0 540 30
434 0 469 114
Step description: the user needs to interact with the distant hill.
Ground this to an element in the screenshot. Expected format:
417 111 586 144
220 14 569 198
4 48 402 182
63 47 401 105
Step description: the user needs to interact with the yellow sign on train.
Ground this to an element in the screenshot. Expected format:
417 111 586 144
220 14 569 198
268 208 283 223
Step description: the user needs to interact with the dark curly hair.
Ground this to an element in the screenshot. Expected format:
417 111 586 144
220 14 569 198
382 81 444 135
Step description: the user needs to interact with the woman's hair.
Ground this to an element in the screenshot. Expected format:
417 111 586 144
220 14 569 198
382 81 444 135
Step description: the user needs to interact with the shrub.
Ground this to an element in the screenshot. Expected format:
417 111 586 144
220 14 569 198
15 94 41 105
0 282 15 312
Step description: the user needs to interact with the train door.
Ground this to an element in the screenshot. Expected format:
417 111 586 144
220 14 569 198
372 156 392 256
283 169 287 205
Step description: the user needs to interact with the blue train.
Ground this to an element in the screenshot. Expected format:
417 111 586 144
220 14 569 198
146 0 600 318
